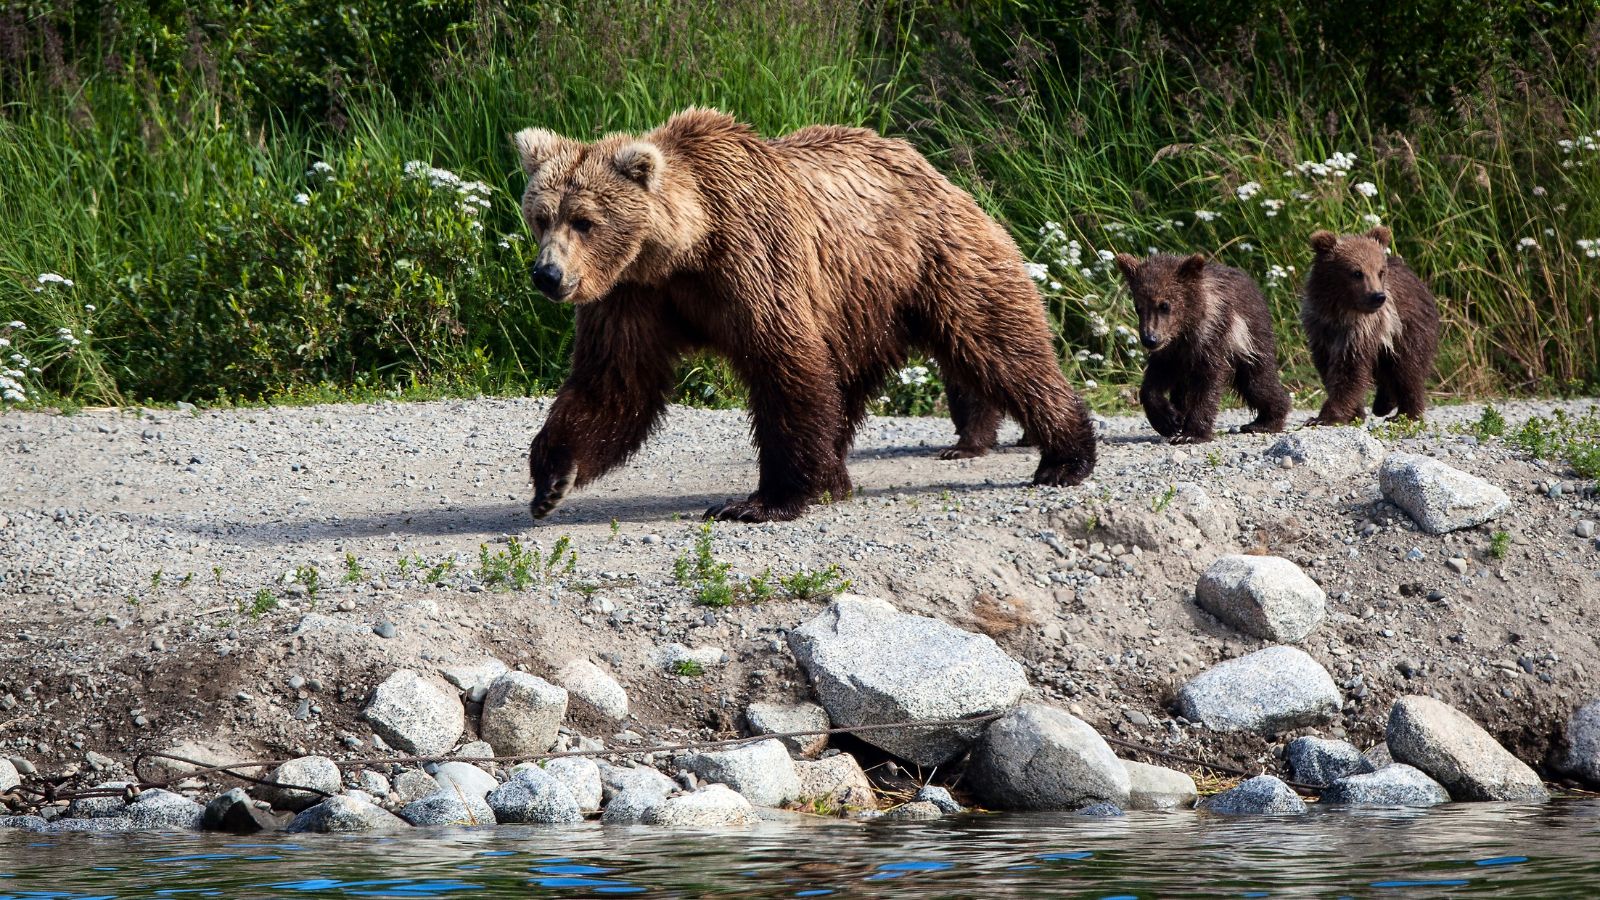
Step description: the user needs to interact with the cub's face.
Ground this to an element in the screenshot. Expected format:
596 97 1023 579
1115 253 1207 352
513 128 664 304
1311 227 1391 313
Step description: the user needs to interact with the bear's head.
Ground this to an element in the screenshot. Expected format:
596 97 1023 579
512 125 700 304
1115 252 1210 352
1309 226 1391 314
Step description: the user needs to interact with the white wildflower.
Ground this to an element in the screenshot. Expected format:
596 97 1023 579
1533 186 1547 196
1023 262 1049 282
294 193 311 206
84 304 96 312
1266 264 1291 285
1577 238 1599 259
1194 209 1218 223
898 365 931 386
1083 379 1098 389
7 321 23 329
1518 237 1539 251
1235 181 1261 201
0 338 8 348
1097 249 1115 262
1362 213 1383 227
36 273 73 288
1260 198 1285 217
1354 181 1379 198
1239 242 1255 252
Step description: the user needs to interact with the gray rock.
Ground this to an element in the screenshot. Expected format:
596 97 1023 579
203 787 277 833
353 769 391 798
125 789 204 831
1379 454 1511 534
542 757 603 813
966 704 1131 810
787 594 1028 766
1075 802 1124 817
598 762 676 803
640 784 759 827
795 753 879 811
1196 555 1326 643
480 672 568 756
392 768 440 805
46 816 141 832
557 658 629 721
1265 429 1384 479
287 795 410 833
1085 481 1237 550
1285 736 1376 788
676 738 801 807
440 658 510 702
600 787 665 825
399 790 497 827
0 815 47 831
262 755 342 811
1199 775 1306 815
1122 761 1198 810
455 740 495 760
745 701 831 757
487 768 583 824
364 670 465 756
913 785 963 814
63 782 132 819
1176 646 1341 732
0 759 18 793
882 800 943 821
1562 699 1600 787
431 762 499 798
1386 695 1548 802
1322 764 1450 807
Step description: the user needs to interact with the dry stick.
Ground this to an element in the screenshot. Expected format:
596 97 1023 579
8 712 1319 805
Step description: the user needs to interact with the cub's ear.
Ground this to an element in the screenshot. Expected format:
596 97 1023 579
612 141 665 192
512 127 567 178
1366 225 1392 248
1310 230 1339 255
1113 252 1142 280
1177 253 1207 279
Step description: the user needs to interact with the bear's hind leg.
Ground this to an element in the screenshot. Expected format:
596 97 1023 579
1382 352 1429 421
943 333 1094 486
938 365 1002 459
1234 356 1291 434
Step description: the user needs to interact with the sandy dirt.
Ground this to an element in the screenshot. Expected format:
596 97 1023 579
1 397 1597 788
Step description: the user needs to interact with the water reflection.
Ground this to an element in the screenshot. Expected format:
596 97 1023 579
1 802 1598 898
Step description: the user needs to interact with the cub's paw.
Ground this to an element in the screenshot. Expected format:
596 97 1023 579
1238 422 1285 435
937 445 988 460
1170 433 1213 445
704 496 805 523
529 467 577 520
1032 458 1092 488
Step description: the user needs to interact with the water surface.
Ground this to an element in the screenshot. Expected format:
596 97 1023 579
3 802 1599 897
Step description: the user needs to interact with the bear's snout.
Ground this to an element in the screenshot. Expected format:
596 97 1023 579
1364 291 1388 310
532 261 566 298
1140 331 1160 349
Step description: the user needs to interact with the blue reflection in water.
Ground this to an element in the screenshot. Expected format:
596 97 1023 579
1370 879 1471 888
268 879 483 896
1475 856 1529 867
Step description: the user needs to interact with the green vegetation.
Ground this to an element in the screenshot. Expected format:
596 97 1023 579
476 535 576 590
1509 409 1600 480
1152 484 1177 514
246 589 279 619
1490 530 1512 560
677 522 851 606
779 565 852 600
294 564 321 599
671 659 706 678
343 552 366 584
3 1 1598 412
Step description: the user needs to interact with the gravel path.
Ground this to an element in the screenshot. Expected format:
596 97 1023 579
1 398 1597 781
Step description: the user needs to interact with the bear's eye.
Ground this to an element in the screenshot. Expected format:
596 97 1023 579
570 217 595 235
1156 302 1171 314
533 215 551 232
1348 269 1362 279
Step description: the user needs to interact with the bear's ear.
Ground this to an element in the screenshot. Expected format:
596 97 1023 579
1310 230 1339 255
1113 253 1141 280
512 127 567 178
1177 253 1207 280
1366 225 1392 248
612 141 665 192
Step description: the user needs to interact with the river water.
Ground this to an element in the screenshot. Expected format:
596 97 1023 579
3 801 1599 898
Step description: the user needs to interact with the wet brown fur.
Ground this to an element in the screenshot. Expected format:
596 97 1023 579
1302 227 1439 425
1114 252 1290 443
514 109 1095 523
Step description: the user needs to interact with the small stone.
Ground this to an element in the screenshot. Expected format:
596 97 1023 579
597 762 676 803
641 784 759 827
1379 454 1511 534
430 762 498 798
1562 699 1600 788
881 801 942 821
0 759 17 794
676 739 801 807
1284 737 1375 788
1576 520 1596 539
1321 764 1450 807
912 785 962 814
124 789 205 831
600 787 665 825
480 673 568 756
1122 761 1198 810
354 770 390 797
966 704 1131 810
1199 775 1306 815
745 701 831 757
287 795 409 833
1195 555 1326 643
363 670 465 757
374 621 398 639
1074 801 1124 817
261 756 342 811
487 768 582 824
556 658 629 721
540 757 603 814
1446 557 1468 575
795 753 879 811
203 788 277 833
399 791 497 827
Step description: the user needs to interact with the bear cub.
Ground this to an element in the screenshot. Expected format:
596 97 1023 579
1115 252 1291 443
1302 226 1439 425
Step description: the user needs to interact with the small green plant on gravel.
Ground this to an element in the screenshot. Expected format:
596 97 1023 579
1490 530 1512 560
1509 409 1600 478
1206 451 1222 468
1375 415 1428 441
211 565 224 586
125 593 140 608
247 589 278 619
425 559 455 586
149 569 163 593
677 523 737 606
671 659 706 677
1152 484 1177 513
1474 404 1507 440
779 565 852 600
610 518 620 541
748 569 776 602
478 538 537 591
572 581 600 598
295 565 321 599
343 552 366 584
546 535 578 576
179 571 195 589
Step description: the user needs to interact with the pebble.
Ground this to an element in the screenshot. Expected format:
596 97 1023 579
374 621 397 639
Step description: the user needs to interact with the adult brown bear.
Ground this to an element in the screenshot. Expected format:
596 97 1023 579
514 109 1095 522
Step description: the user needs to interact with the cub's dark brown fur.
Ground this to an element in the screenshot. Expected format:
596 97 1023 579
1302 226 1439 425
1115 252 1290 443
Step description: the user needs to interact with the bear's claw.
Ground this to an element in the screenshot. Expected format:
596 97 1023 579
704 496 805 523
529 468 577 520
937 445 988 460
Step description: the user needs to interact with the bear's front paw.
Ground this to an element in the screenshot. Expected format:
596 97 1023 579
1170 432 1213 445
530 466 577 520
1032 457 1092 488
704 495 806 523
937 445 988 460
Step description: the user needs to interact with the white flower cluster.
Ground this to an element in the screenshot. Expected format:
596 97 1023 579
897 365 931 386
293 193 311 206
1518 237 1539 251
1354 181 1379 198
1292 151 1357 179
57 327 82 347
1558 131 1599 168
1265 263 1296 285
404 160 493 228
1073 348 1106 363
1362 213 1384 227
2 322 34 405
307 161 335 181
1577 238 1600 259
1113 323 1138 347
1260 198 1285 217
1194 209 1219 223
1235 181 1261 201
34 273 73 292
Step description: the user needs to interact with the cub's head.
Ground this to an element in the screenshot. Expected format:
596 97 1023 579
1309 226 1391 313
1114 252 1210 352
511 127 673 304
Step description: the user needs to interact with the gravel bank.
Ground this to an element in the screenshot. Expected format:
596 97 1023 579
1 398 1596 786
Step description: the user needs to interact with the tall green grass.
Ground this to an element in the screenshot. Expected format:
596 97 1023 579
1 0 1597 410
